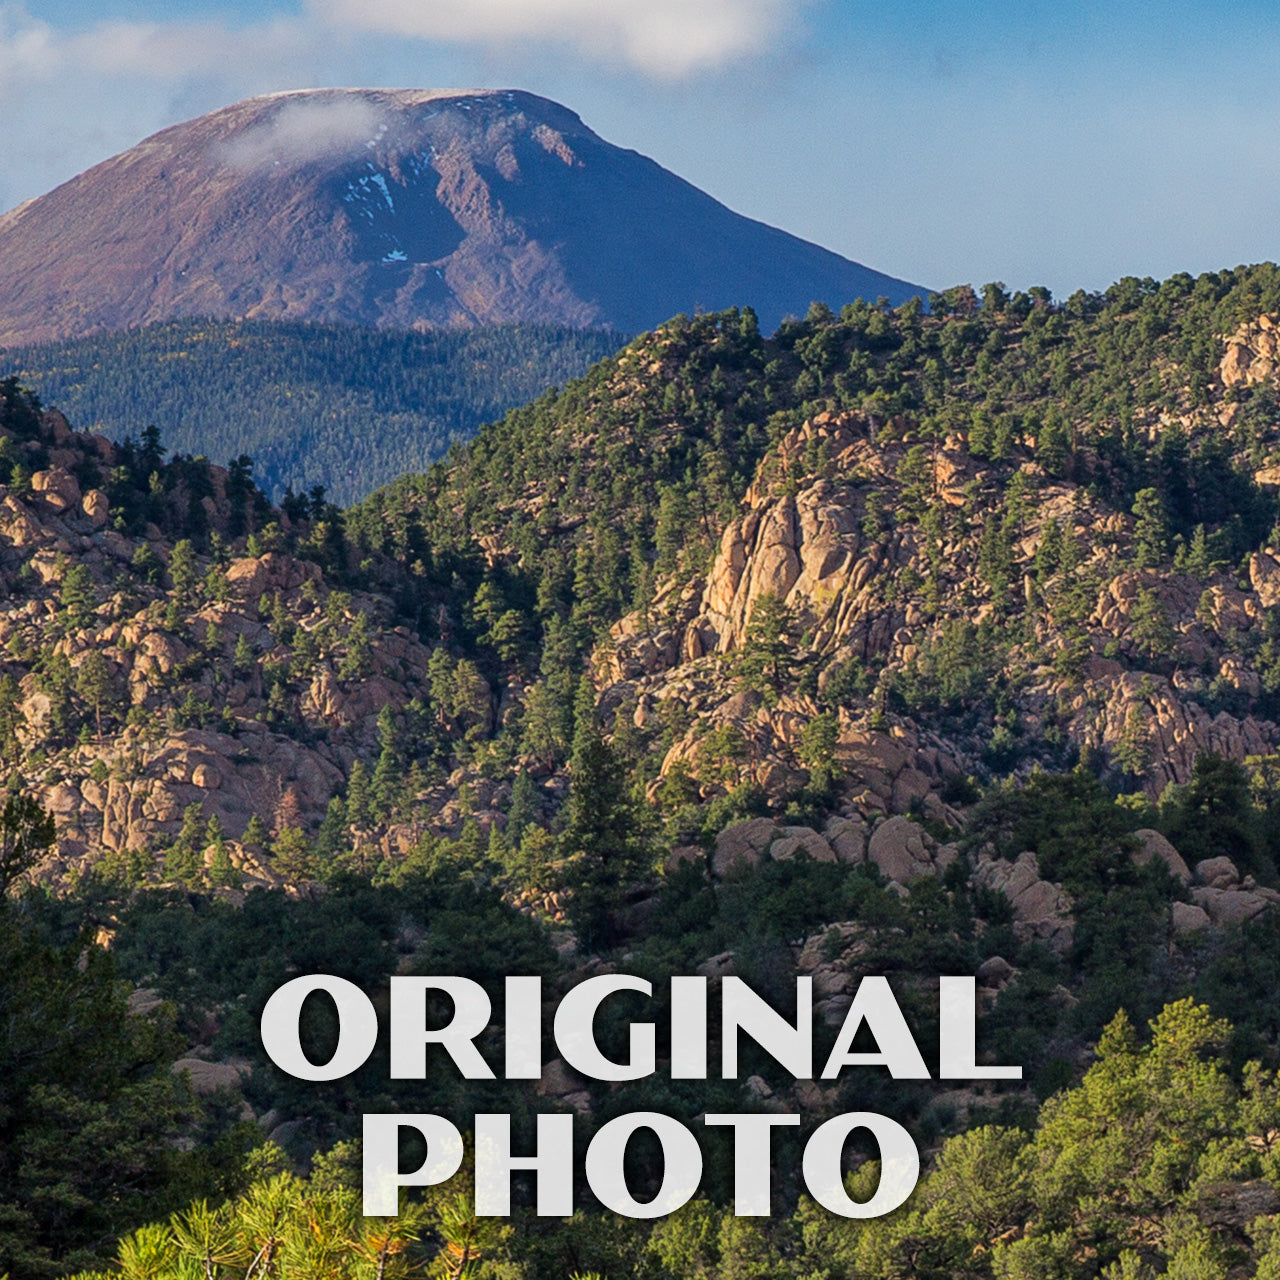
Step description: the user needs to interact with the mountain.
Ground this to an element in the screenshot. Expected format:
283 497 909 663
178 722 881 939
0 88 924 345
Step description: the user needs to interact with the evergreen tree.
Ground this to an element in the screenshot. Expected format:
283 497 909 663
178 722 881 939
168 539 199 605
0 905 193 1278
345 761 371 831
371 706 404 819
1131 587 1175 659
653 484 688 576
58 563 98 631
1132 488 1170 568
506 770 540 846
74 651 115 738
0 788 56 897
164 804 206 887
798 711 841 791
207 834 240 885
242 813 270 849
233 633 254 674
272 827 315 881
560 722 648 948
314 796 348 865
734 594 797 700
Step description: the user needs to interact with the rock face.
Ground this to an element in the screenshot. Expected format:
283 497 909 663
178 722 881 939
866 815 956 883
974 852 1074 953
1220 315 1280 389
0 89 923 345
603 403 1280 812
536 1058 592 1113
1132 829 1192 885
711 818 781 878
0 403 463 886
1187 855 1279 926
171 1057 251 1096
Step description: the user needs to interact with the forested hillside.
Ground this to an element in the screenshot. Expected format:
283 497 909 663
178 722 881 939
6 265 1280 1276
4 320 623 503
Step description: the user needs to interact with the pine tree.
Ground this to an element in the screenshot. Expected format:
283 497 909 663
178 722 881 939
233 633 254 674
345 761 371 831
207 836 240 889
799 711 841 791
242 813 270 849
507 771 540 846
1132 588 1175 659
0 789 55 897
59 563 98 631
371 706 404 819
1114 706 1151 781
164 803 206 887
168 539 199 605
74 651 114 738
272 827 315 881
654 484 688 576
734 593 797 700
1132 488 1170 568
314 796 348 865
560 723 647 948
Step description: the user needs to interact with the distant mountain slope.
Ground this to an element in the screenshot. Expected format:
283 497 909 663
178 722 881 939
3 319 624 503
0 87 925 345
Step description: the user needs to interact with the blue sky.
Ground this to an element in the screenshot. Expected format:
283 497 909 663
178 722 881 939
3 0 1280 298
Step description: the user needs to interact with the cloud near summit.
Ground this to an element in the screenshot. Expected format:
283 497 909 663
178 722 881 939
217 96 386 171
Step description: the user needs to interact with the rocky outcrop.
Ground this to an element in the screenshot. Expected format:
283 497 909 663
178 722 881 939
709 814 873 881
1220 315 1280 389
770 826 839 864
1171 901 1212 934
794 920 884 1026
974 852 1074 953
824 816 868 864
1186 856 1279 927
171 1057 252 1096
711 819 781 878
600 403 1280 822
0 406 463 885
708 810 955 895
225 553 322 600
79 727 346 856
1249 550 1280 609
1132 829 1192 885
1086 672 1274 795
866 815 957 884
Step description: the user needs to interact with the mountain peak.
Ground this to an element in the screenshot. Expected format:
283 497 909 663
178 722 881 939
0 88 924 343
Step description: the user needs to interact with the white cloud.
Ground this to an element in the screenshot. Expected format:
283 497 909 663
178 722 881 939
64 16 312 81
0 0 810 213
0 0 804 92
305 0 804 78
0 5 315 91
0 4 55 82
217 95 386 170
